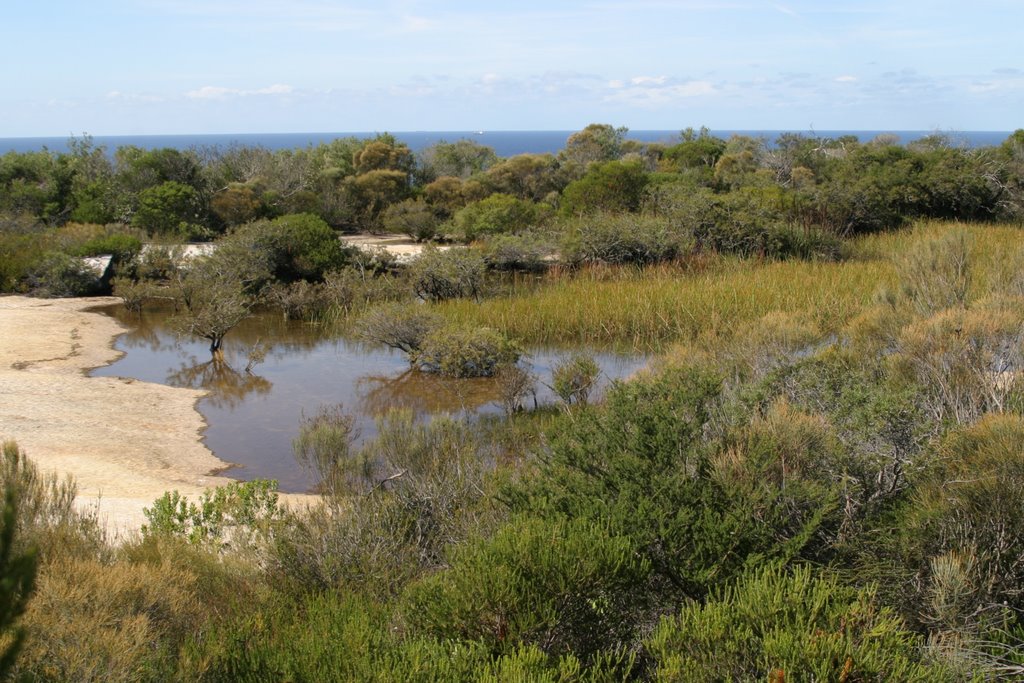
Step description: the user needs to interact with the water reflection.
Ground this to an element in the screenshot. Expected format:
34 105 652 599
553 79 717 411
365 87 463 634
89 303 646 492
167 357 272 410
357 370 501 416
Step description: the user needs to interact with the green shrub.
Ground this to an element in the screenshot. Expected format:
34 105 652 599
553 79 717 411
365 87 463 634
646 564 946 682
380 198 439 241
407 245 487 302
355 302 442 356
899 415 1024 631
562 213 690 266
451 193 546 241
560 160 649 216
404 516 650 660
414 325 521 378
24 251 98 297
273 412 498 596
479 230 556 272
142 480 283 555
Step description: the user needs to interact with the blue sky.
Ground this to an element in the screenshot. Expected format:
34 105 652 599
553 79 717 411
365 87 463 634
3 0 1021 136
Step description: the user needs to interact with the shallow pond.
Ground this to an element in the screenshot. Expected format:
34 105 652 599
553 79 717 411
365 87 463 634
90 305 646 492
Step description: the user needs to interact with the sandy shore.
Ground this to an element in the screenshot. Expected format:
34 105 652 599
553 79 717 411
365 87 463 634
0 295 276 538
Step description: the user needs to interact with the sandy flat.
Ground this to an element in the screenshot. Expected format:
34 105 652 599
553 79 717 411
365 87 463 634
0 295 302 537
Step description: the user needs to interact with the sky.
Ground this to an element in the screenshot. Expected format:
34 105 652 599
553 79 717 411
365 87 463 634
2 0 1022 136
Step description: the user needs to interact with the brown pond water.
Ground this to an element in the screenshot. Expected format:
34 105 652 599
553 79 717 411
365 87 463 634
90 305 646 492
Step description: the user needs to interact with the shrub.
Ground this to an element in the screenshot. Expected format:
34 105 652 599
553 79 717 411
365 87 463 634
495 364 538 415
24 251 98 297
562 213 690 266
403 516 650 660
893 228 973 315
407 245 487 302
355 302 442 356
292 405 362 498
899 415 1024 630
0 443 38 678
142 480 283 555
559 160 649 216
229 213 352 283
414 325 521 378
645 564 945 682
480 230 556 272
451 193 546 241
273 412 497 596
380 199 439 241
549 353 600 407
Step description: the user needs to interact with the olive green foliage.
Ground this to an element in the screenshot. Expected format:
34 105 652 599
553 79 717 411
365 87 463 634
451 193 547 241
407 245 487 302
646 564 945 682
229 213 351 283
562 212 691 266
414 325 521 377
274 412 499 596
899 415 1024 631
379 198 439 241
405 516 650 660
510 367 829 601
132 180 205 238
23 251 99 297
0 443 39 678
293 405 360 498
420 138 499 180
479 229 556 272
560 160 649 216
893 228 973 315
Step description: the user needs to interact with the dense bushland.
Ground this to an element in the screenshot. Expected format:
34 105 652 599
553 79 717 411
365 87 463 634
5 123 1024 679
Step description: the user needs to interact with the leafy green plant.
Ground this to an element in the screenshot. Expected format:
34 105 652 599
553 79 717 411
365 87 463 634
142 480 282 552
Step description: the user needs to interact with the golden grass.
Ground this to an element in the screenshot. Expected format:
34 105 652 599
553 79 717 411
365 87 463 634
438 221 1024 353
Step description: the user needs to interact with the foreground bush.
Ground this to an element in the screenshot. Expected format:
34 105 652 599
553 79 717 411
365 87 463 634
404 516 650 661
646 564 946 681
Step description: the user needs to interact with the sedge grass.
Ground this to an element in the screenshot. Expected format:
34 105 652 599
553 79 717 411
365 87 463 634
438 222 1024 353
440 257 892 352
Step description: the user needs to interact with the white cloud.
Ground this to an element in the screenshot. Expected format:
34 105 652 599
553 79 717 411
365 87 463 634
835 75 858 83
185 84 293 100
106 90 165 103
630 75 668 86
605 79 716 106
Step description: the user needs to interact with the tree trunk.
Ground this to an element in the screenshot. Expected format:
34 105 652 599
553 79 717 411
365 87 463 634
209 335 225 362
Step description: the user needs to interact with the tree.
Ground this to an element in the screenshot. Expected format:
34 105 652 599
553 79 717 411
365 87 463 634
419 139 498 180
560 123 628 169
559 160 649 216
170 243 270 359
451 193 545 241
133 181 204 238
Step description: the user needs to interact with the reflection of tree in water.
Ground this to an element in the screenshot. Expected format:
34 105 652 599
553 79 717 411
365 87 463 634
167 357 272 409
357 369 501 417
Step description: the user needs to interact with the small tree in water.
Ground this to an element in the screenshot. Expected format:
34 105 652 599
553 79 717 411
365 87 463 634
170 240 270 360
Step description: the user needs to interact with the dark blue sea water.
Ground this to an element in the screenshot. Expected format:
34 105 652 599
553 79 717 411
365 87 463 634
0 130 1013 157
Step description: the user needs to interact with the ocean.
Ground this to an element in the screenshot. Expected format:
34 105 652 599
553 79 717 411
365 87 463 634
0 130 1014 157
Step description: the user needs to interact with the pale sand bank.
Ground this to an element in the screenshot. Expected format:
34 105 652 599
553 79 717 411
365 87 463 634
0 295 309 538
